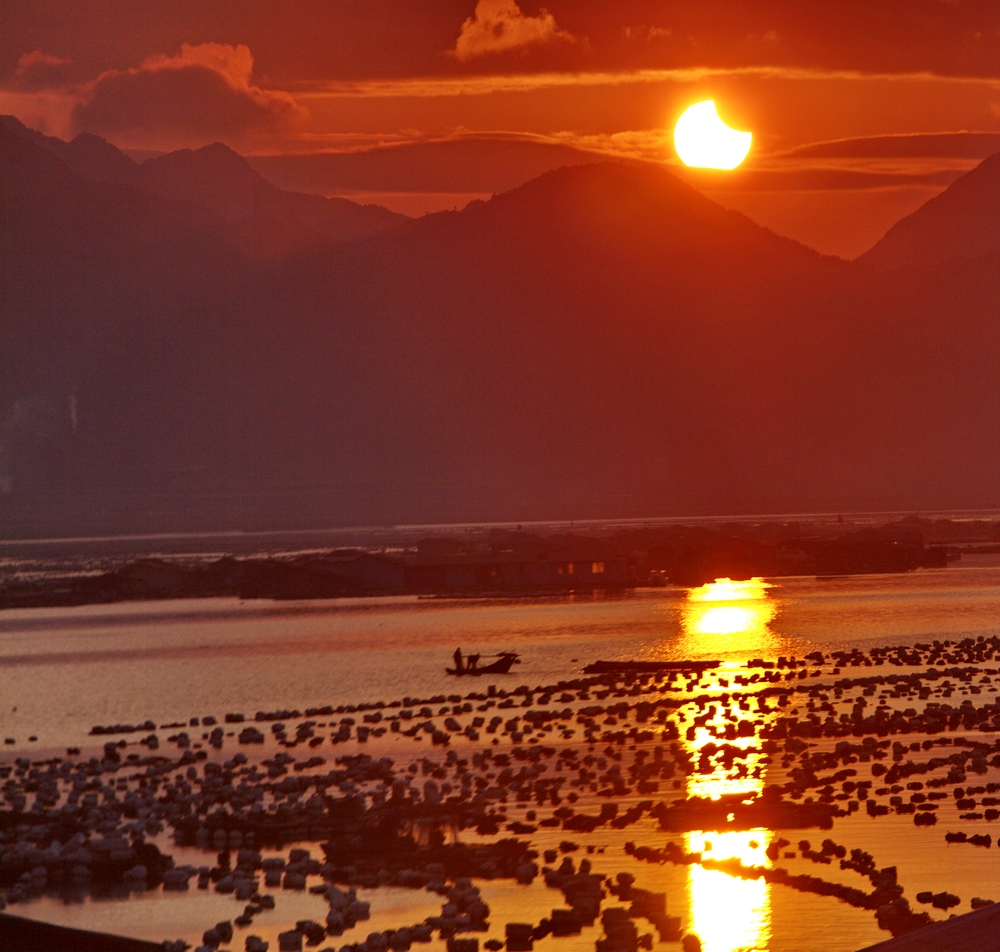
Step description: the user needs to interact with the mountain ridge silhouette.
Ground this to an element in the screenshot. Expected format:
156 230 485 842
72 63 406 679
3 120 1000 535
0 115 408 243
858 150 1000 269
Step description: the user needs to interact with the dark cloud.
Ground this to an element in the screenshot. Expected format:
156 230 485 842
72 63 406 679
72 42 303 140
11 49 72 91
5 1 1000 82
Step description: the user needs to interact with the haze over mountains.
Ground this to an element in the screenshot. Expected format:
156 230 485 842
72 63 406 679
3 117 1000 537
246 136 605 201
0 116 406 243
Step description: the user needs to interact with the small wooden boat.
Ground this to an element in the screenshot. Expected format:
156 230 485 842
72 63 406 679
447 651 520 676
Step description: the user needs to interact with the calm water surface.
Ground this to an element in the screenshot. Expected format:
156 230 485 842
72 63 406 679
3 560 1000 746
4 558 1000 952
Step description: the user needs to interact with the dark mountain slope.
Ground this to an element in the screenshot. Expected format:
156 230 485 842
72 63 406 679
858 151 1000 269
240 164 852 524
356 163 1000 518
0 123 249 514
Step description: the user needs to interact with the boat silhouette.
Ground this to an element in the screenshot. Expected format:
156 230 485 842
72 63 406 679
446 651 520 676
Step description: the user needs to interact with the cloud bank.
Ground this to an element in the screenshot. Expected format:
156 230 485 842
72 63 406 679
72 42 304 141
10 49 72 91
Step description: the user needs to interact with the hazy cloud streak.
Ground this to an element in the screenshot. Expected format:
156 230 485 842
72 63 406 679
782 131 1000 159
293 65 1000 99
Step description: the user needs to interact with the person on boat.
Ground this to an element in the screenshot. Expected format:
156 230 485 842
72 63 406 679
467 653 480 671
453 647 464 673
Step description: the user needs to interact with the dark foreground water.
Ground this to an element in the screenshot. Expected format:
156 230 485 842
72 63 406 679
3 557 1000 952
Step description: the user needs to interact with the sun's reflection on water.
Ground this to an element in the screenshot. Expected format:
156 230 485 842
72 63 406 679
686 831 771 952
681 578 778 652
679 578 777 951
683 733 772 950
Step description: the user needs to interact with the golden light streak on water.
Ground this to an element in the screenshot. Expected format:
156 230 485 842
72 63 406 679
677 578 778 950
688 578 772 603
682 578 779 652
685 831 772 952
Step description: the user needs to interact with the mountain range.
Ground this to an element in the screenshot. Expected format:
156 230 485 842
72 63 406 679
3 117 1000 536
0 116 406 244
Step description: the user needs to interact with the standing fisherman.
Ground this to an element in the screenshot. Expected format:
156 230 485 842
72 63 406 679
453 647 464 673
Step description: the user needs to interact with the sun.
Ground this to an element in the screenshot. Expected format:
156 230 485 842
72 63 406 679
674 100 752 170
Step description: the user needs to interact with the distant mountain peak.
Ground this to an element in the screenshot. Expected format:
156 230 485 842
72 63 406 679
0 113 139 185
198 141 242 157
136 140 407 237
390 160 827 267
139 141 270 208
146 140 254 168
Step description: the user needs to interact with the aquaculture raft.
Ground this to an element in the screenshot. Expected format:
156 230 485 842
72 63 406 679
582 660 720 674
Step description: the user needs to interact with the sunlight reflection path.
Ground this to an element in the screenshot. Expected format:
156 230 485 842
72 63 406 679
679 579 778 951
686 835 771 952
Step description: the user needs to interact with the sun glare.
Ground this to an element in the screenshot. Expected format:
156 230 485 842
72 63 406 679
688 577 770 602
678 577 780 656
674 100 752 170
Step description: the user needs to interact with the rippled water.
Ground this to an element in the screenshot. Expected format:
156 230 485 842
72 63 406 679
3 559 1000 748
4 557 1000 952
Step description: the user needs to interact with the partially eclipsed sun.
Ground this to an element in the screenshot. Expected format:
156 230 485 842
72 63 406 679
674 100 752 170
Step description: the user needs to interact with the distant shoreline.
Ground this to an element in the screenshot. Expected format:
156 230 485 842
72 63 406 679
3 507 999 550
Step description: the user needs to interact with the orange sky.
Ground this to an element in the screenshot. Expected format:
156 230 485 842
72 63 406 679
5 0 1000 256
